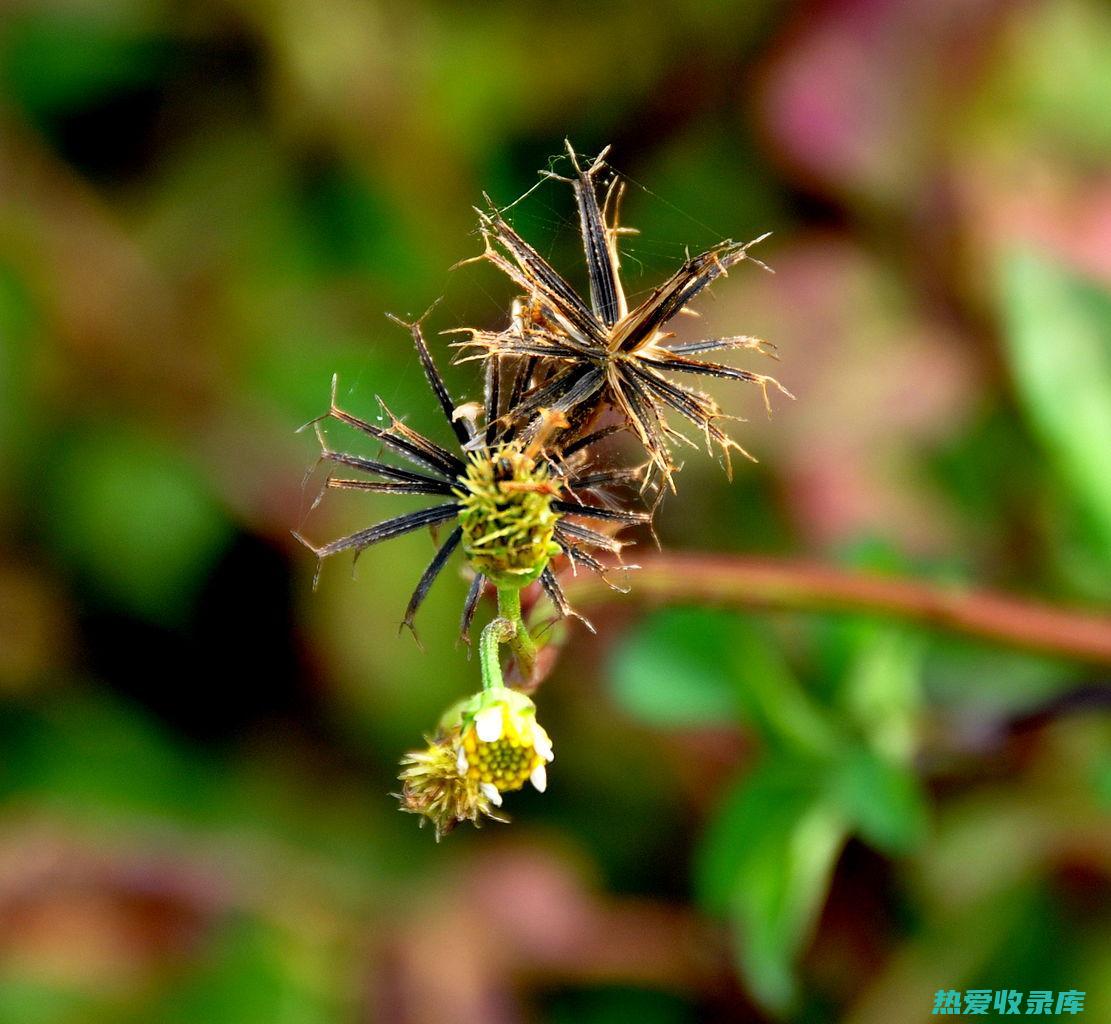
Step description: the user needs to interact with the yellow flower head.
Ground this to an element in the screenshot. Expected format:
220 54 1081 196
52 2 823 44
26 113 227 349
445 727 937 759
397 688 554 839
454 686 555 806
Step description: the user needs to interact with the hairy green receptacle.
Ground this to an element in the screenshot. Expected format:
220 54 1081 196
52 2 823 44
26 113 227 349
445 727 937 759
454 447 561 586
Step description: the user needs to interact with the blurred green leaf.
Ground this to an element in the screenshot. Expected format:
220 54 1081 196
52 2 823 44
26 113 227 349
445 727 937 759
930 404 1039 529
999 251 1111 555
546 986 695 1024
1042 481 1111 600
41 426 232 624
977 0 1111 159
839 625 924 763
608 608 742 727
728 620 841 757
923 640 1079 717
2 15 173 119
1095 751 1111 809
609 609 839 754
0 693 223 822
695 758 848 1012
696 760 817 914
160 917 341 1024
0 264 39 492
832 747 928 854
0 979 96 1024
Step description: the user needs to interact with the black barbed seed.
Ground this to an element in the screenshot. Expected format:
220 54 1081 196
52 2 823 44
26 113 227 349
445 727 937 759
454 141 791 488
297 309 650 639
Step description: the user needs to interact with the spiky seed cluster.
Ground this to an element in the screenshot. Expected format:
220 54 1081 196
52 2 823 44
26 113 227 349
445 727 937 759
297 142 788 836
455 447 561 585
297 142 782 630
295 314 650 639
397 733 506 841
455 141 792 488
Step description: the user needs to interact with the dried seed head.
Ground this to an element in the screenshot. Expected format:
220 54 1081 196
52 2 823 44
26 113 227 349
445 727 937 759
397 732 507 840
454 445 561 586
462 145 790 488
397 687 554 839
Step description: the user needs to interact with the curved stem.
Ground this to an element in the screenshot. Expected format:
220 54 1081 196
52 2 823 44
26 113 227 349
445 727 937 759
478 615 514 691
478 586 541 691
498 585 539 681
546 553 1111 666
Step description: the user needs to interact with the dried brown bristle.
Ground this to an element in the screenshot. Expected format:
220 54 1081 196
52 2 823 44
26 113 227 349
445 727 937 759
454 141 790 487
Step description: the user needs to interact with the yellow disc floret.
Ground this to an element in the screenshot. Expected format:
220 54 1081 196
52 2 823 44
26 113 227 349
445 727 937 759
397 688 554 838
455 687 554 804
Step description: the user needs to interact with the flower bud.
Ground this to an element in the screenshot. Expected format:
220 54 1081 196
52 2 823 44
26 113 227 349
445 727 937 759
455 448 561 586
455 687 554 804
397 687 554 839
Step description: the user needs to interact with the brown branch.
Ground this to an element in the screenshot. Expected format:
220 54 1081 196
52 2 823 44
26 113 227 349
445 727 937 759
552 553 1111 666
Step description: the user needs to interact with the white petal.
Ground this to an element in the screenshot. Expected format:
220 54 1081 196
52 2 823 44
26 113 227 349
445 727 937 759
530 764 548 793
475 706 504 743
456 746 469 775
480 782 503 806
533 726 554 762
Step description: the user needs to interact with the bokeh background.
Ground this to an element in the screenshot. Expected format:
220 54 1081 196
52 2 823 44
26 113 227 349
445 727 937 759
1 0 1110 1021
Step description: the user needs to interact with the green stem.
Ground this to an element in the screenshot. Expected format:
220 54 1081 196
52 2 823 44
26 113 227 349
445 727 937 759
498 585 538 682
478 586 540 692
479 615 513 691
